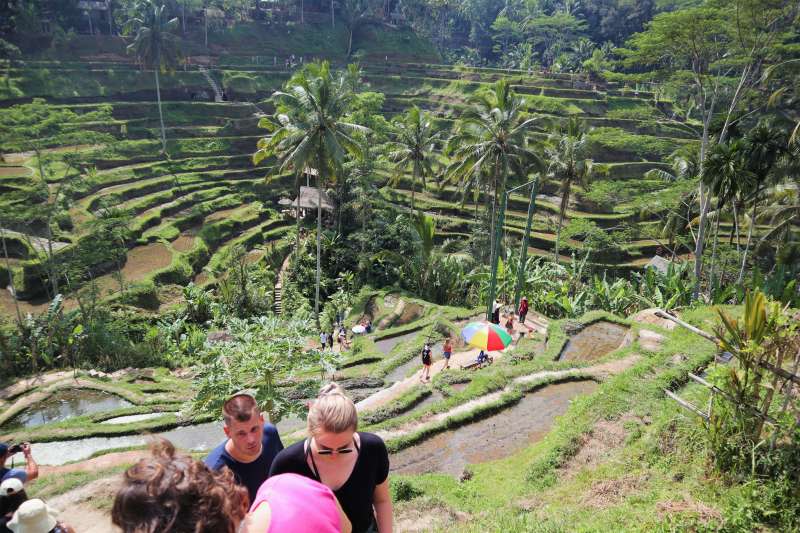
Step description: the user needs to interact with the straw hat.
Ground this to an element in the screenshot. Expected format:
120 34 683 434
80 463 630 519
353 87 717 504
7 499 58 533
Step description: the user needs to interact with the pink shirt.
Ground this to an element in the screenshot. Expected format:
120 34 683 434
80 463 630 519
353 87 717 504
250 473 341 533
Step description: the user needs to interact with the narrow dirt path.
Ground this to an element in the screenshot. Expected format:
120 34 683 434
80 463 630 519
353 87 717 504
48 476 120 533
356 315 546 412
40 450 145 476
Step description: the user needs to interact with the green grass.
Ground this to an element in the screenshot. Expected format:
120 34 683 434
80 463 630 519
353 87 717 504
390 306 737 532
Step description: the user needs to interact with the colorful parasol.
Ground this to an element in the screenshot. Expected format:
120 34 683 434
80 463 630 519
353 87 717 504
460 322 513 351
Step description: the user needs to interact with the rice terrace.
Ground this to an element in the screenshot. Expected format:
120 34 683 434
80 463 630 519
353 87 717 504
0 0 799 532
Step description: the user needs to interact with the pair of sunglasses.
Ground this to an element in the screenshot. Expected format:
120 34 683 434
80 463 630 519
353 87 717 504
315 440 355 455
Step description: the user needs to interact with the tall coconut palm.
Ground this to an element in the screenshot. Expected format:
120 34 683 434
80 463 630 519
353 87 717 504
126 0 181 155
546 117 593 261
445 80 541 267
254 62 368 327
386 106 441 211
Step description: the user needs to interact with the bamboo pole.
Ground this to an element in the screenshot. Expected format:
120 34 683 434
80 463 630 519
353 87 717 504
654 310 800 386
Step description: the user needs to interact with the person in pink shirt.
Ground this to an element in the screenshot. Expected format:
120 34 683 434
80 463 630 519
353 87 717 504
243 473 351 533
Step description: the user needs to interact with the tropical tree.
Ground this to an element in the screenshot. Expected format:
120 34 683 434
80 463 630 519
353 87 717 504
254 62 368 328
445 80 541 266
340 0 378 57
125 0 181 154
622 0 796 300
545 117 593 261
758 138 800 262
386 106 441 211
376 211 472 304
645 149 701 258
702 139 752 290
737 123 787 284
192 317 338 424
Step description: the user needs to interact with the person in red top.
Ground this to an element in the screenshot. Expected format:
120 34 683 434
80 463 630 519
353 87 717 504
518 296 529 326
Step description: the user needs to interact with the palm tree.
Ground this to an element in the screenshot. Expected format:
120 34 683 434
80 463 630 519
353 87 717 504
702 139 753 289
737 123 786 283
758 138 800 263
445 80 541 267
254 62 368 327
545 117 593 261
386 106 441 211
126 0 181 155
645 149 701 259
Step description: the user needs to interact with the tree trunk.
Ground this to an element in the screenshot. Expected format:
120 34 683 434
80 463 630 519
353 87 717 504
554 178 570 261
737 195 758 285
488 161 499 268
347 28 354 57
708 198 722 293
181 2 186 34
693 175 710 299
154 68 167 155
331 0 335 29
314 165 323 330
300 0 304 24
0 229 23 326
294 174 301 273
411 163 418 211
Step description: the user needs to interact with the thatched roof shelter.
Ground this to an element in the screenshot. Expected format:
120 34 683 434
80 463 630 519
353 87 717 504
292 186 334 211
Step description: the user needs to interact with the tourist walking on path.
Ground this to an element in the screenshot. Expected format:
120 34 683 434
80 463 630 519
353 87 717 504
114 439 248 533
420 343 432 382
505 314 515 336
269 383 393 533
492 300 501 324
320 331 328 349
0 443 37 484
441 338 453 370
204 392 284 504
243 473 351 533
518 296 529 326
328 331 335 350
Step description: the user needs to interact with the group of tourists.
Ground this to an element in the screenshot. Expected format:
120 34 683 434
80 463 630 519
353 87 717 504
2 442 76 533
1 384 392 533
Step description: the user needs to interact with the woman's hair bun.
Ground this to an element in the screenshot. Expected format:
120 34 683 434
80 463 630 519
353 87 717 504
318 382 345 398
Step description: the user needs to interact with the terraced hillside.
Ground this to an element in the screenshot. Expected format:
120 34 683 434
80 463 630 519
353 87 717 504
2 30 765 317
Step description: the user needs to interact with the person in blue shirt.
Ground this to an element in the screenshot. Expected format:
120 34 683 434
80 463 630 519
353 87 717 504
0 442 38 485
204 392 284 504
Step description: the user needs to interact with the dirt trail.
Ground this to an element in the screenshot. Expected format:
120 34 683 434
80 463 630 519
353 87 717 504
48 476 120 533
40 450 146 476
356 316 545 412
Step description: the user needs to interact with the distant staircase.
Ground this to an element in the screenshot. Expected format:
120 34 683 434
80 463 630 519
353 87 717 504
199 67 224 102
273 252 293 315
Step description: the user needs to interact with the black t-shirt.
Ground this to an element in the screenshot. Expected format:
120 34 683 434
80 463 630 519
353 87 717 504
268 432 389 533
421 346 432 364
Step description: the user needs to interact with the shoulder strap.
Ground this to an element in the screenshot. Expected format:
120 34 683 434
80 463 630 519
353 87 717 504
304 439 322 481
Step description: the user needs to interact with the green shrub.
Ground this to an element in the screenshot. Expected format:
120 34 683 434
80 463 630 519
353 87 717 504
391 478 424 502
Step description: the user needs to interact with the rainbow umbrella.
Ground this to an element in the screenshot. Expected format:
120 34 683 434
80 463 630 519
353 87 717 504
460 322 513 351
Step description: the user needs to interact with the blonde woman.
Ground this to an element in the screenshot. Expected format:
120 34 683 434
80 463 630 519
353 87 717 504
269 383 392 533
